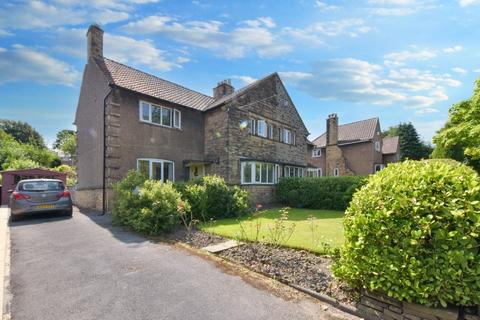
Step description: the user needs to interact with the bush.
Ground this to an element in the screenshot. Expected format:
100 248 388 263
333 160 480 307
54 164 77 186
176 175 249 221
276 176 366 210
112 171 184 235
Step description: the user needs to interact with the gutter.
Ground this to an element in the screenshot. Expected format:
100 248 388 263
101 85 114 215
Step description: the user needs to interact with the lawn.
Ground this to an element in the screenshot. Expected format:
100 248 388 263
200 208 345 254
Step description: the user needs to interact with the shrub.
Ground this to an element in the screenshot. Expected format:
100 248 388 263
112 171 184 235
176 175 249 221
276 176 366 210
333 160 480 307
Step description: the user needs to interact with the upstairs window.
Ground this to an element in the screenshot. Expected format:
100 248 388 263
257 120 267 137
312 148 322 157
375 141 381 152
281 128 295 145
139 101 181 129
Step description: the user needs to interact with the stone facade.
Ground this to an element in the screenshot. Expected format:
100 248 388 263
358 291 480 320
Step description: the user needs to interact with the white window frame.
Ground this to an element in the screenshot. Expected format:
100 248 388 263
312 148 322 158
333 168 340 177
375 141 381 152
136 158 175 182
139 100 181 129
283 165 304 178
374 164 385 172
241 161 279 185
257 120 267 137
307 168 322 177
282 128 293 144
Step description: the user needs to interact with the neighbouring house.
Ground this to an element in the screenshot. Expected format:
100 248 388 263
307 114 400 177
0 168 67 206
75 24 309 211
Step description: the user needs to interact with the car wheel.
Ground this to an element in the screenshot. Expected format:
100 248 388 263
9 215 18 223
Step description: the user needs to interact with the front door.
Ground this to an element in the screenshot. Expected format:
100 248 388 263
189 164 205 180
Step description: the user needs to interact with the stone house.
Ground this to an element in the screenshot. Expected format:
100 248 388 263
75 25 309 211
307 114 400 177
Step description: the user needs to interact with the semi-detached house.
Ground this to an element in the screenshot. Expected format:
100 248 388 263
75 25 309 211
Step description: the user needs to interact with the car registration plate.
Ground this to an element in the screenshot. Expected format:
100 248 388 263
36 204 54 209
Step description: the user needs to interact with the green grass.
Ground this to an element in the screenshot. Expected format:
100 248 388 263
199 208 345 254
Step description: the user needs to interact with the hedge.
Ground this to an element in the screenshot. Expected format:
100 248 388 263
333 159 480 307
275 176 366 210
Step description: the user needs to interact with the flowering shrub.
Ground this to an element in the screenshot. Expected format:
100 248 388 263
333 160 480 307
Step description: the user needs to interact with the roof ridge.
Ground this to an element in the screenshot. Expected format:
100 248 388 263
103 57 214 100
339 117 378 127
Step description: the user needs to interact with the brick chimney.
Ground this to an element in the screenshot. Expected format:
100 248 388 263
87 24 104 59
213 79 234 100
326 113 338 146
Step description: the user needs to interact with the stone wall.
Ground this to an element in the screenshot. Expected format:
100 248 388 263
358 291 480 320
241 185 277 205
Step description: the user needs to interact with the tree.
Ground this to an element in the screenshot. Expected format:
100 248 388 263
0 119 45 148
53 129 75 150
384 123 431 160
433 80 480 172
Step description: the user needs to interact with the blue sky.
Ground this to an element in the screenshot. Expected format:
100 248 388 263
1 0 480 146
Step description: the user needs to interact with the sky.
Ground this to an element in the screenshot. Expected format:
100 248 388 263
1 0 480 147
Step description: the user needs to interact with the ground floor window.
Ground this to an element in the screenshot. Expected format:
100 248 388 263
284 166 304 177
241 161 279 184
137 158 174 182
307 168 322 177
374 164 385 172
333 168 339 176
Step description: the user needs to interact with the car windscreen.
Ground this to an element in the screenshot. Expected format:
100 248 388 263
18 181 64 192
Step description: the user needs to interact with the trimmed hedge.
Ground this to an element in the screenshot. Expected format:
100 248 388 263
333 160 480 307
276 176 366 210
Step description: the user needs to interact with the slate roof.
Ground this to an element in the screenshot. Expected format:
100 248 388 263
312 118 379 148
382 136 400 154
96 58 215 111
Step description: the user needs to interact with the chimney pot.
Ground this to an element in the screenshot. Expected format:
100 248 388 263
326 114 338 146
87 24 104 60
213 79 234 100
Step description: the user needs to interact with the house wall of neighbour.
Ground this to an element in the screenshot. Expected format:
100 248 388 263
372 123 384 165
383 153 399 164
113 89 206 183
74 59 110 210
307 145 326 173
341 142 375 175
203 106 229 179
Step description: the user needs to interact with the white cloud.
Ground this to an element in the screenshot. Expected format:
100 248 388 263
53 28 182 71
124 16 291 59
0 44 80 85
231 75 257 85
283 58 460 109
451 67 467 74
384 48 437 66
0 29 13 37
415 108 439 114
458 0 480 6
474 69 480 73
283 19 371 46
443 45 463 53
368 0 436 16
315 1 339 11
369 7 417 16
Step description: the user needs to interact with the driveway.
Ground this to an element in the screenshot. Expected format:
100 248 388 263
8 207 354 320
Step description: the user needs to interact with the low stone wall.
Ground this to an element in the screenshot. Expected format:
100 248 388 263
358 291 480 320
241 185 276 205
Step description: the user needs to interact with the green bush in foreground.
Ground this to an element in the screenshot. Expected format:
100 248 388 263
276 176 366 210
112 171 184 235
333 160 480 307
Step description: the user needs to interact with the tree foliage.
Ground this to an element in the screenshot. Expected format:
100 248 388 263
385 123 431 160
433 80 480 172
53 129 75 150
0 119 45 148
58 131 76 160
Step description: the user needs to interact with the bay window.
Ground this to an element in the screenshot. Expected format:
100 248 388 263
139 100 181 129
241 161 279 185
307 168 322 177
284 166 304 177
137 158 175 182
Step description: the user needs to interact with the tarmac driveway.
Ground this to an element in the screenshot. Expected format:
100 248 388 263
8 207 352 320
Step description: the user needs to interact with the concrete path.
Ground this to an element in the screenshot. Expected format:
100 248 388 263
8 207 355 320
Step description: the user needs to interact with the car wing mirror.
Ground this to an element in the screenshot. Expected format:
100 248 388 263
7 190 13 194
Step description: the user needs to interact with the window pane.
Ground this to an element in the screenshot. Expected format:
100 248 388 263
138 160 149 178
164 162 174 181
162 108 172 127
255 163 261 182
173 110 180 128
141 102 150 121
151 106 161 124
243 163 252 183
267 164 273 183
261 164 267 183
257 120 267 137
152 161 162 180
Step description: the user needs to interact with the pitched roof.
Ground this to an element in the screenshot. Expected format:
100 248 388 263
96 58 215 111
312 118 379 148
382 136 399 154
